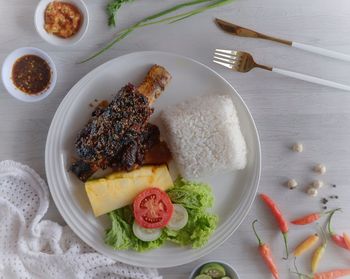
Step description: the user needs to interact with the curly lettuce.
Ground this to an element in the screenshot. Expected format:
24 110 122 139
104 177 218 251
105 207 165 252
167 177 214 210
165 210 218 248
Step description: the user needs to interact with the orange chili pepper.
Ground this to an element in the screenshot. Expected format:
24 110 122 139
252 220 279 279
293 233 319 257
291 213 321 225
293 269 350 279
314 269 350 279
291 209 339 225
260 193 289 259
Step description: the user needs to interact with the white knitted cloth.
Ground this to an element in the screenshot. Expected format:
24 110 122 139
0 160 161 279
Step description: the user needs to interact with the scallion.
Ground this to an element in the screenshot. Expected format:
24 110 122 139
79 0 234 63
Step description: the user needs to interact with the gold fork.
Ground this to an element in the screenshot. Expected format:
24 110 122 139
215 18 350 62
213 49 350 91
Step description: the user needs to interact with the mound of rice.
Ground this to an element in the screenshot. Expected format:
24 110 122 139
160 95 247 179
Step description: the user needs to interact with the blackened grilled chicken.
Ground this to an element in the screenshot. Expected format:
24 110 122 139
75 84 152 163
70 65 172 182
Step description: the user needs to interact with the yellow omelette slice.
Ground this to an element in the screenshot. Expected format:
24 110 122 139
85 165 173 217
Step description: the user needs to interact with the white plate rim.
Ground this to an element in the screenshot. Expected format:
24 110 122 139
45 51 261 268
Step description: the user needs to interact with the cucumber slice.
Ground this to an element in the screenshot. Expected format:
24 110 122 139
194 275 212 279
132 221 162 242
221 277 232 279
200 263 226 278
166 204 188 231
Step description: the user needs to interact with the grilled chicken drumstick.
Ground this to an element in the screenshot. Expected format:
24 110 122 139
70 65 172 181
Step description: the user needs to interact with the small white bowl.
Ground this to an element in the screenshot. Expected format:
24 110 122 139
189 261 240 279
1 47 57 102
34 0 89 47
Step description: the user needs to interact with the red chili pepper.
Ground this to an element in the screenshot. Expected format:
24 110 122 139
331 234 348 249
327 209 350 251
343 233 350 249
260 193 289 259
291 208 340 225
252 220 279 279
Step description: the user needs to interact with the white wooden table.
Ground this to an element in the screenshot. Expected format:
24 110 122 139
1 0 350 278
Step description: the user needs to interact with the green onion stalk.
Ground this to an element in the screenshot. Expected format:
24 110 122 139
79 0 234 63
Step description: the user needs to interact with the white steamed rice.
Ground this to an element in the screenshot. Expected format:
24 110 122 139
160 94 247 179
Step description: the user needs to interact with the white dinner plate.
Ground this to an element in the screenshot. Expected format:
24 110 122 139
45 51 261 268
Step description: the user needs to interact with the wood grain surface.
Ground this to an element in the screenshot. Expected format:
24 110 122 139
1 0 350 278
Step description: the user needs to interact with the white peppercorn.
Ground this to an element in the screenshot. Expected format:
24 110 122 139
312 180 324 189
292 143 303 153
286 179 298 189
314 164 326 175
307 187 318 197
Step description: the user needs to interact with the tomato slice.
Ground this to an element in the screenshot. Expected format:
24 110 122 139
133 187 174 229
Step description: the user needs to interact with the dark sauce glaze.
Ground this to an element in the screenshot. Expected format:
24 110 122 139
12 55 51 95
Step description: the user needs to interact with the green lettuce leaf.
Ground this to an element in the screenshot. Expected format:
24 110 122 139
132 234 165 252
104 177 218 251
167 177 214 210
105 209 133 250
105 207 165 252
165 210 218 248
